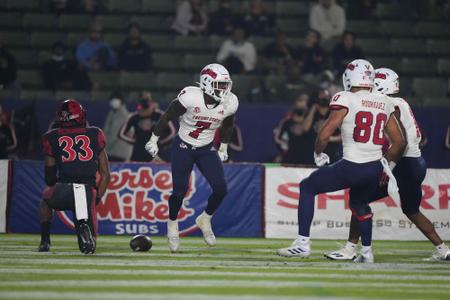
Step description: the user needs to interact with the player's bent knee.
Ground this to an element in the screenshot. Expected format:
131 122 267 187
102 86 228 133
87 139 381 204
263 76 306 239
351 206 373 222
212 184 227 198
405 210 420 220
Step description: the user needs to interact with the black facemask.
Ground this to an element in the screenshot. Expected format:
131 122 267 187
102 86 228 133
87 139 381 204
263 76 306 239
293 108 305 117
317 98 329 107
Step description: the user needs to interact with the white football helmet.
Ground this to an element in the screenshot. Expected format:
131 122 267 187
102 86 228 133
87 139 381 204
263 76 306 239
342 59 375 91
199 63 232 103
374 67 399 95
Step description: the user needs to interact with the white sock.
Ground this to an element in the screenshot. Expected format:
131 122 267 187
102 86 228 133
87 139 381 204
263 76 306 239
361 245 372 255
297 235 310 244
168 220 178 233
436 243 449 254
345 241 357 252
202 211 212 219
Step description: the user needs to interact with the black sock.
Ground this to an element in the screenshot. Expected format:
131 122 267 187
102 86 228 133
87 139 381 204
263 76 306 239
169 195 183 221
40 221 51 243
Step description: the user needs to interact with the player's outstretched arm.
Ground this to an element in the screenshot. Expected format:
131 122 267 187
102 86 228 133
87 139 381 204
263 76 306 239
97 149 111 198
384 114 406 163
315 108 347 154
44 155 57 187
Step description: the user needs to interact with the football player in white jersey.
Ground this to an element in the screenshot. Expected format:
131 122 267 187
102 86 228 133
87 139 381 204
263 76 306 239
145 63 238 252
277 59 406 262
325 67 450 261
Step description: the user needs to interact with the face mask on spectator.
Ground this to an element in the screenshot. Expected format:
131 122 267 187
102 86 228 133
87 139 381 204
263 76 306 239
51 54 64 62
317 98 329 107
110 98 122 110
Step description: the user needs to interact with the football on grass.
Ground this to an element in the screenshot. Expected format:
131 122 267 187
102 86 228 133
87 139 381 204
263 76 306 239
129 235 152 252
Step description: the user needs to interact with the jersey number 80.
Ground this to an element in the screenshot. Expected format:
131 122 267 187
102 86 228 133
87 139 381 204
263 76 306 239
353 111 387 145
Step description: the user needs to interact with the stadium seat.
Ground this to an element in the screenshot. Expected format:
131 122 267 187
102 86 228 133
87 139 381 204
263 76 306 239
275 19 308 35
59 14 93 31
130 16 171 33
379 21 414 37
30 32 66 49
175 36 210 52
412 77 448 98
0 13 23 29
13 49 38 68
275 1 309 16
184 54 215 71
55 90 91 101
209 36 227 51
248 36 272 51
346 21 380 37
366 56 400 74
95 15 129 31
17 70 44 89
422 97 450 107
142 0 175 14
358 39 391 56
437 59 450 75
153 53 183 71
391 38 427 55
426 39 450 55
1 31 30 47
414 22 450 38
142 35 174 51
7 0 39 11
38 51 52 65
108 0 142 13
19 90 55 100
157 72 194 90
89 72 120 90
103 33 124 48
119 72 157 90
23 14 57 30
375 4 403 19
398 76 413 97
399 58 437 76
231 74 256 100
67 33 87 48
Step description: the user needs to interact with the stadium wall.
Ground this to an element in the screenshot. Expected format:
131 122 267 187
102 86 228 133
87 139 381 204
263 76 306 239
4 160 450 240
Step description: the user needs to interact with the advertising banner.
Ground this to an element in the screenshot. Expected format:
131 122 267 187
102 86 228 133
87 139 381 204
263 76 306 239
9 161 263 237
0 160 9 233
265 167 450 240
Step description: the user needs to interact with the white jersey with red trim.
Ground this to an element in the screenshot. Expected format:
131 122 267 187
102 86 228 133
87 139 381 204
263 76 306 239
390 96 421 157
330 90 395 163
177 86 239 147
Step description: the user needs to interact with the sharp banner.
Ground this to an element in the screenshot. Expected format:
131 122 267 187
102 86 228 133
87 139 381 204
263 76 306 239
8 161 262 237
264 167 450 240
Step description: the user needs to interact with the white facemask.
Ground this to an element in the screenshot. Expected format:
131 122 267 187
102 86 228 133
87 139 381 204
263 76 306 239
110 98 122 110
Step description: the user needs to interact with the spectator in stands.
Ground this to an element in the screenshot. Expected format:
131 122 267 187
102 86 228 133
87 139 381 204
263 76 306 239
273 93 316 165
309 0 346 42
0 105 17 159
261 31 296 74
46 0 104 14
103 91 132 162
209 0 242 36
243 0 274 36
346 0 376 20
118 23 152 72
119 91 176 162
309 88 341 162
332 31 364 76
76 23 117 71
217 27 257 73
319 70 342 96
296 29 326 75
172 0 208 36
0 36 17 90
42 41 91 92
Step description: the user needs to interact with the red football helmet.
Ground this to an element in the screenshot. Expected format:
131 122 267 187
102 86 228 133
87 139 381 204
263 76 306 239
57 99 86 127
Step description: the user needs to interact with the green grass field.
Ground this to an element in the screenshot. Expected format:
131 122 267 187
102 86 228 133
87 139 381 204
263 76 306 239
0 234 449 300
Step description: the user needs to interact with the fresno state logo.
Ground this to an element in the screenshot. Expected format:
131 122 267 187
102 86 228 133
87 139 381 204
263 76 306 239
193 107 201 114
57 167 199 236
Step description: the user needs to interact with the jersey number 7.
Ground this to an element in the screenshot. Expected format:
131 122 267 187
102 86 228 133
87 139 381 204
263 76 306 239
353 111 387 145
189 121 212 139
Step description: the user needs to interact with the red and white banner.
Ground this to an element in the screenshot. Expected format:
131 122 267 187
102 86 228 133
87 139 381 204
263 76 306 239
265 167 450 240
0 160 9 233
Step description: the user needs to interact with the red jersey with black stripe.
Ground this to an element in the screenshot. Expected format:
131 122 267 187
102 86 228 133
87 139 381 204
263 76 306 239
42 126 106 186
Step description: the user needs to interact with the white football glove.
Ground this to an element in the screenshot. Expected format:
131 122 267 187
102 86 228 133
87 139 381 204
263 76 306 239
314 152 330 167
218 143 229 162
144 133 159 157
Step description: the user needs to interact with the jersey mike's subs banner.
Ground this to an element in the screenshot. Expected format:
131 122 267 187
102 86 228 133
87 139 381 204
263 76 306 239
0 160 9 233
265 166 450 240
8 161 263 237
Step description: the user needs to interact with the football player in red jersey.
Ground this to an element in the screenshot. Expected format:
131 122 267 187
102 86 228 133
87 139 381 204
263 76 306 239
38 99 110 254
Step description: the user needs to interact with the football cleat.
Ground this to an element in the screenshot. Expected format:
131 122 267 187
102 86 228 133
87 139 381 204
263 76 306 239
195 212 216 247
167 220 180 252
277 239 311 258
38 241 50 252
354 253 374 263
426 250 450 262
78 223 95 254
324 246 357 261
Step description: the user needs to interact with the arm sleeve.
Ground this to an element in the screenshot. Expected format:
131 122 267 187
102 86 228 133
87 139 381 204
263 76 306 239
97 128 107 152
329 92 350 110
